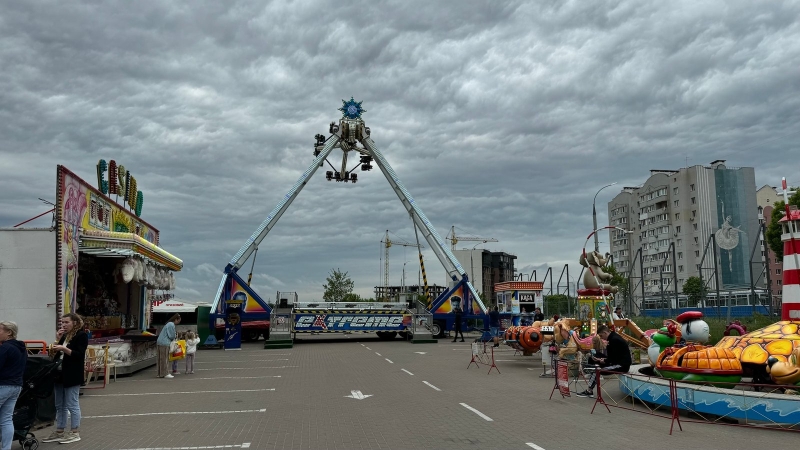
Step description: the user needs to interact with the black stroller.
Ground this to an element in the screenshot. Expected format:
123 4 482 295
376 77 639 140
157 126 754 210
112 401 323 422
12 356 60 450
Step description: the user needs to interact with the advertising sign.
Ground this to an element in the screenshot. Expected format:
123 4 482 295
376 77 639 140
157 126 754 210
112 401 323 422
223 306 243 350
293 314 412 332
556 360 571 397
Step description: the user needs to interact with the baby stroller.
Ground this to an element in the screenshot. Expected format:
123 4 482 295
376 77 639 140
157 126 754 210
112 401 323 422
12 356 60 450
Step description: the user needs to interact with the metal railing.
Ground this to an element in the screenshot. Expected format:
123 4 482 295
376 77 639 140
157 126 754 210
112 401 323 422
269 308 292 338
411 310 433 338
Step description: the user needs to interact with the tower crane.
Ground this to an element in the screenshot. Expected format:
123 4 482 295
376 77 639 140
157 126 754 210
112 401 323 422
380 230 423 301
446 226 498 251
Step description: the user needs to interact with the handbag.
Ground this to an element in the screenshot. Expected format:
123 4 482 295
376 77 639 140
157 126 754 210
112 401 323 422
169 340 178 354
169 340 186 361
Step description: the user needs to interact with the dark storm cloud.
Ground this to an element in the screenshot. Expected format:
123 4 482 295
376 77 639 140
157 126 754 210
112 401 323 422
2 0 799 301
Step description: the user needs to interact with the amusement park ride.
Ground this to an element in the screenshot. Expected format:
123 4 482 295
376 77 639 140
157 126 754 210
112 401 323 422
208 99 491 346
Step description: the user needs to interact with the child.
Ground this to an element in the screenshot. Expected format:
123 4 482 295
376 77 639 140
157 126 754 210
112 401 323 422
185 331 201 374
171 331 186 375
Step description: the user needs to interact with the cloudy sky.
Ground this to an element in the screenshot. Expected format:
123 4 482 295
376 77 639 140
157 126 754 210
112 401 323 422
2 1 800 303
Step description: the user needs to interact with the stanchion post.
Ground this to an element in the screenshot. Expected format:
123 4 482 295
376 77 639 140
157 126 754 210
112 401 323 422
549 359 560 399
591 366 611 414
486 345 500 374
668 379 683 435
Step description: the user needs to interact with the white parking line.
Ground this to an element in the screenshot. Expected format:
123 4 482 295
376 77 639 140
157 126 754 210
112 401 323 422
85 409 266 419
196 366 297 370
460 403 493 421
196 359 288 363
119 376 280 382
84 389 275 397
401 369 414 376
375 352 382 356
526 443 546 450
385 358 393 364
116 444 251 450
365 347 371 350
422 381 441 391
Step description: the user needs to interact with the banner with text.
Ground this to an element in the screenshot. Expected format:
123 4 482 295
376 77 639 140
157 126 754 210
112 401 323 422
293 314 412 332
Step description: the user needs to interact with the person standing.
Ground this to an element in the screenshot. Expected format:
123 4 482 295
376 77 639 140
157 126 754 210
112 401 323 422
185 331 200 374
489 306 501 348
533 307 545 323
612 307 625 321
157 314 180 379
0 322 27 450
451 305 465 342
42 313 87 444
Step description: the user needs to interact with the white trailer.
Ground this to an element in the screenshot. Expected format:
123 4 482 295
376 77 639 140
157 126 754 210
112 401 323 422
0 228 58 342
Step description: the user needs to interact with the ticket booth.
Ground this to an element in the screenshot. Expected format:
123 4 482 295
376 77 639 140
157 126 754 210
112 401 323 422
494 281 544 326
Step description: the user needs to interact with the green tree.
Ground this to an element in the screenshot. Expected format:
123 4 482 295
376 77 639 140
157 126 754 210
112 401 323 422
682 276 707 307
765 187 800 261
342 293 363 302
605 264 630 303
543 294 574 316
322 268 355 302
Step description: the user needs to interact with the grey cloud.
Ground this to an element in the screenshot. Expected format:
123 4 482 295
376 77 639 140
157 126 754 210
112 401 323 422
2 0 799 301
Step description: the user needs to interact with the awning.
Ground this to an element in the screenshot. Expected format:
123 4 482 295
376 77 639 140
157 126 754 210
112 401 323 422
79 230 183 271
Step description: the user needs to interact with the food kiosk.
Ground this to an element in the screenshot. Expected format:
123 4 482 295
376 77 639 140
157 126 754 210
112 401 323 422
64 163 183 373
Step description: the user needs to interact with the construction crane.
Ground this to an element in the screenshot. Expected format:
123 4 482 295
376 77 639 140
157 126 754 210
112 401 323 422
446 226 498 251
380 230 423 301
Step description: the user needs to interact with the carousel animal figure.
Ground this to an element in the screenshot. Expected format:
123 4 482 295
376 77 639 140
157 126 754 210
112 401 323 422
558 328 599 359
530 318 555 329
677 311 710 344
766 347 800 387
648 320 680 366
579 251 618 294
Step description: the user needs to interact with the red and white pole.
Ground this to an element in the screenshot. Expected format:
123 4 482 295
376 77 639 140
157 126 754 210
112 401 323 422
781 177 800 320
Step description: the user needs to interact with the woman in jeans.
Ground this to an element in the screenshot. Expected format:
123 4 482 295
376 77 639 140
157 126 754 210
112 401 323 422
42 314 87 444
0 321 27 450
157 314 181 378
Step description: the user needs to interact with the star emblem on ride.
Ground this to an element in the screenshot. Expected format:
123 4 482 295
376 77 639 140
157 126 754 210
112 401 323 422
339 97 366 119
313 98 374 184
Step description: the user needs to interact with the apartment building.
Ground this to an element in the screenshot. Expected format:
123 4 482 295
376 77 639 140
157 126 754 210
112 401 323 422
452 249 516 304
608 160 760 304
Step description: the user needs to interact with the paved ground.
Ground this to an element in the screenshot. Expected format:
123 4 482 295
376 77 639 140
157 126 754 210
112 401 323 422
33 331 795 449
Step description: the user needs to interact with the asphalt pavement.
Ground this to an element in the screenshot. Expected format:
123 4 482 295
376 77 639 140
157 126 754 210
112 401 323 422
34 332 794 449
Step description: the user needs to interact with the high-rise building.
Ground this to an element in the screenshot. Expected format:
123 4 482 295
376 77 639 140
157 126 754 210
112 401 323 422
607 160 760 311
452 249 516 305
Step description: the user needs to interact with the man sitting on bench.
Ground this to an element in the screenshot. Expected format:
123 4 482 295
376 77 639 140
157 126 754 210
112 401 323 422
576 324 631 398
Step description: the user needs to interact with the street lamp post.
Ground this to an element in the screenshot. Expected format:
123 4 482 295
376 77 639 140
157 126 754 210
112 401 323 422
593 182 618 252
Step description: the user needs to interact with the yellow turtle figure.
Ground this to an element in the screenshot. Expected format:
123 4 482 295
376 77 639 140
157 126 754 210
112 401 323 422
715 321 800 383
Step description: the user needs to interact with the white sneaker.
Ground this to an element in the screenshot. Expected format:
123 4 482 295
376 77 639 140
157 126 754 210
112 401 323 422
165 374 174 378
